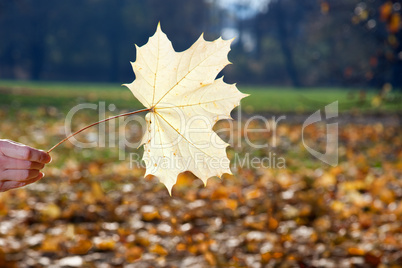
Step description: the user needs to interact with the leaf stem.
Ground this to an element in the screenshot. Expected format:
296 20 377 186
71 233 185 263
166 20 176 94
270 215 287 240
47 108 151 153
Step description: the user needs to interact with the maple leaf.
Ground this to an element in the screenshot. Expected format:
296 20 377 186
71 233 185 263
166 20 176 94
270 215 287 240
124 24 247 194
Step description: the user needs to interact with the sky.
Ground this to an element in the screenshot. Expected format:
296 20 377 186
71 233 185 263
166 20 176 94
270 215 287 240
215 0 272 19
210 0 272 50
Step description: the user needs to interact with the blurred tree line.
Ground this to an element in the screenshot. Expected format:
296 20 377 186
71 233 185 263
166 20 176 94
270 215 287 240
0 0 401 89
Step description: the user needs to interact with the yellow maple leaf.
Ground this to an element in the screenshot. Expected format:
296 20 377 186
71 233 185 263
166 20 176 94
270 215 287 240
124 24 247 194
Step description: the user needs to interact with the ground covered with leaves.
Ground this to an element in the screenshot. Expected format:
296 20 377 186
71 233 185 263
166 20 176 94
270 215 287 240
0 105 401 267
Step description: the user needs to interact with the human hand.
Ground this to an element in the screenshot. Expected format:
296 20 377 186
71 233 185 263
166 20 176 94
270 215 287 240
0 139 51 192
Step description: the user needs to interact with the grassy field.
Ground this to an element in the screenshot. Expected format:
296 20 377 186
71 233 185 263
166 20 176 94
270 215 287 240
0 79 401 266
0 79 400 113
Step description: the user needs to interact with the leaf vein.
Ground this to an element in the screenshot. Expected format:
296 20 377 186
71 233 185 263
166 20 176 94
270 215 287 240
153 42 228 107
155 111 214 159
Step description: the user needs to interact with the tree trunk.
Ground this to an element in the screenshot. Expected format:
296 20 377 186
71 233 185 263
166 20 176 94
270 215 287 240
274 0 301 87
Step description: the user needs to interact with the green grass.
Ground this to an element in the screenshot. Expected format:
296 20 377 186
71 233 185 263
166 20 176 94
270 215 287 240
242 87 401 113
0 80 141 111
0 80 400 113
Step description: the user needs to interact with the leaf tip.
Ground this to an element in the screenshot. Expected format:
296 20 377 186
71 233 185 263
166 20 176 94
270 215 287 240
164 183 174 196
167 187 172 196
241 92 250 99
201 178 208 187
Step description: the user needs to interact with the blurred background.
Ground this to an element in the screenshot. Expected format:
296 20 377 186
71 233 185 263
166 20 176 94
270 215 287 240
0 0 401 89
0 1 401 267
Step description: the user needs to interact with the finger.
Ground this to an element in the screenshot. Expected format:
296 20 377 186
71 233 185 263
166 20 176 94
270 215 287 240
0 156 45 170
0 172 44 192
0 140 51 164
0 169 40 181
